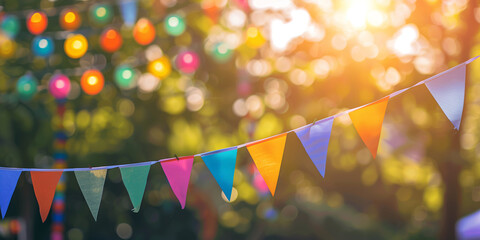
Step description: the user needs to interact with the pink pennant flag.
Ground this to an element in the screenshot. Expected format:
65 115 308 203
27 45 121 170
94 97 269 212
160 156 194 209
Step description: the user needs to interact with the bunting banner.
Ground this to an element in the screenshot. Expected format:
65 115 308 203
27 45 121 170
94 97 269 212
0 170 21 219
246 133 287 196
201 147 237 200
160 156 194 209
294 117 334 178
31 171 63 222
75 169 107 221
120 165 151 213
349 97 390 159
425 63 467 130
0 56 476 220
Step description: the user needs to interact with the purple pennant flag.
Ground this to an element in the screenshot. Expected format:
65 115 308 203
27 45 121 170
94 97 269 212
0 170 22 218
294 117 334 178
425 64 466 130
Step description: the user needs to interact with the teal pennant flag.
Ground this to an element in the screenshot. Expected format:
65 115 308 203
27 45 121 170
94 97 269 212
75 169 107 221
120 165 150 213
0 170 21 218
201 147 237 200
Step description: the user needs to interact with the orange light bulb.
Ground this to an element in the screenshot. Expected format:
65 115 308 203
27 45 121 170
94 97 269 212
27 11 48 35
81 70 104 95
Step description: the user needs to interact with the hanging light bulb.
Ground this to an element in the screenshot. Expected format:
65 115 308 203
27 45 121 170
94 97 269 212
164 14 186 37
81 70 104 95
32 36 54 57
211 42 233 62
89 3 113 25
64 34 88 59
1 15 20 38
114 65 136 89
245 27 266 49
133 18 155 45
16 73 38 100
26 11 48 35
148 56 171 79
60 8 81 31
100 28 123 53
49 74 71 99
175 50 200 74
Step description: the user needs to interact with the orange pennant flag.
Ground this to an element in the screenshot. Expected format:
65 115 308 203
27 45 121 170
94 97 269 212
349 97 389 159
246 133 287 196
31 171 63 222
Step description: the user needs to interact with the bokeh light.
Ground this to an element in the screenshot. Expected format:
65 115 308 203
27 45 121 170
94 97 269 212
16 73 38 100
133 18 155 46
175 50 200 74
32 36 54 57
148 56 171 79
89 4 113 25
114 65 137 89
26 11 48 35
0 34 16 58
64 34 88 59
100 28 123 53
164 14 186 36
210 42 233 62
49 74 71 99
1 15 20 38
81 70 104 95
60 8 81 31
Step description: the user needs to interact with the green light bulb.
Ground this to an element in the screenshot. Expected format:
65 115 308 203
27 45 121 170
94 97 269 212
164 14 186 37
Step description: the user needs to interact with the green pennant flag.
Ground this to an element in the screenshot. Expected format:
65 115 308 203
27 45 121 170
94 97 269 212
75 169 107 221
120 165 150 213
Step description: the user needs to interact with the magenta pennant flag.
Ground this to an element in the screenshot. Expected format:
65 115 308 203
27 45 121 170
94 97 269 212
425 64 466 130
160 156 194 209
294 117 334 178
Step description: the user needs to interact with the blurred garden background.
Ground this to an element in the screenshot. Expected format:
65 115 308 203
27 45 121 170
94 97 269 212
1 0 480 239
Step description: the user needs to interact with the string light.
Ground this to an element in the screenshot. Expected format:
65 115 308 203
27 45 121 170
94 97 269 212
133 18 155 45
211 42 233 62
26 11 48 35
32 36 54 57
114 65 136 89
245 27 266 49
176 50 200 74
1 15 20 38
49 74 71 99
81 70 104 95
164 14 186 36
16 73 38 101
100 28 123 53
89 3 113 25
64 34 88 59
0 34 16 58
148 56 171 79
60 8 81 31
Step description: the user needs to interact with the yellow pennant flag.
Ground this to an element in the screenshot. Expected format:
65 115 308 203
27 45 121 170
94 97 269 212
349 96 389 159
246 133 287 196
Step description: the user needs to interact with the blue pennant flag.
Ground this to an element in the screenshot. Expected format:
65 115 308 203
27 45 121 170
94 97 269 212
118 0 138 27
201 147 237 200
0 170 22 218
294 117 334 178
425 64 466 130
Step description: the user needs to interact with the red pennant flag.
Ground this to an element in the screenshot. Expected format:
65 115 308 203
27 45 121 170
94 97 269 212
31 171 63 222
349 97 389 158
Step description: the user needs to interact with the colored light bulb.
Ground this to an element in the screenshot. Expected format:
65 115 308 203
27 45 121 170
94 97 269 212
164 14 186 37
60 8 81 30
32 36 54 57
64 34 88 59
1 15 20 38
16 74 38 100
100 28 122 53
114 65 136 89
245 27 265 49
211 42 233 62
49 74 71 99
0 34 16 58
89 4 113 25
133 18 155 45
176 51 200 74
27 11 48 35
81 70 104 95
148 56 171 79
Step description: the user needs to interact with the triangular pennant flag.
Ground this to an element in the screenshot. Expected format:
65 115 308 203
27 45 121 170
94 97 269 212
118 0 138 27
120 165 150 213
0 170 21 218
75 169 107 221
201 148 237 200
246 133 287 196
160 156 194 209
294 117 334 178
349 97 389 159
425 64 466 130
31 171 63 222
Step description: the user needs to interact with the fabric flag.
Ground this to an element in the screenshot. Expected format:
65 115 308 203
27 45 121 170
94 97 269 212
0 170 22 218
120 165 150 213
75 169 107 221
118 0 138 27
294 117 334 178
160 156 194 209
349 97 390 159
246 133 287 196
31 171 63 222
201 147 237 200
425 64 466 130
